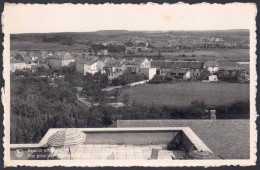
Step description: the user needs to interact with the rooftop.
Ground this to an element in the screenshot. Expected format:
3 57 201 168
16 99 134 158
152 61 203 70
78 59 97 65
218 60 243 70
117 119 249 159
10 127 214 160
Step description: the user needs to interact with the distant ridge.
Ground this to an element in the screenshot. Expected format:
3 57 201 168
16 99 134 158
95 30 130 35
11 29 249 35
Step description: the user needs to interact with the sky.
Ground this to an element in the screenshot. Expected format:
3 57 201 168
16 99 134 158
2 3 257 33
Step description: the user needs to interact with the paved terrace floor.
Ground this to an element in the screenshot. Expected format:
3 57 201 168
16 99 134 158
117 119 250 159
53 144 179 160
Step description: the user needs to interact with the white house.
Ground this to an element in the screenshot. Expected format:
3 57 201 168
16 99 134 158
208 75 218 82
139 67 157 80
10 60 31 72
48 52 75 69
96 58 109 73
76 60 98 75
126 58 151 73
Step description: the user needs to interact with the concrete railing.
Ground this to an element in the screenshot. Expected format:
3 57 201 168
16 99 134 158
10 127 212 153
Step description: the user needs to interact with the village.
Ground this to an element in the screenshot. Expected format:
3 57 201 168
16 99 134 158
6 2 254 163
10 45 250 83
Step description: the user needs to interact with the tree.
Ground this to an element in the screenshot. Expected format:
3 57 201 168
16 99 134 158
157 53 163 59
125 41 134 47
91 44 106 53
200 70 211 80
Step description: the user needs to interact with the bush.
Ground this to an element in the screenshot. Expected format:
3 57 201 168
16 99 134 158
216 101 249 119
111 71 147 86
149 75 171 84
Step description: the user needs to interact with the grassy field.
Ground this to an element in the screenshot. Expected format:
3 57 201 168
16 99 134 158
111 48 249 61
161 48 249 61
119 82 249 107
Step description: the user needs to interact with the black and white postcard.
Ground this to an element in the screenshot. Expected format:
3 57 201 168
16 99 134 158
2 3 257 167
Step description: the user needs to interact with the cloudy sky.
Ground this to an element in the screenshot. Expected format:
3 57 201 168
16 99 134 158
3 3 256 33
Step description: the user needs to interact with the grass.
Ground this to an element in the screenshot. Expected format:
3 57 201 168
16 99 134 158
119 82 249 107
161 48 249 61
111 48 249 62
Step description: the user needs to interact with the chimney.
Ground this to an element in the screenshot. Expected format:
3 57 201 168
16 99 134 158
210 110 217 120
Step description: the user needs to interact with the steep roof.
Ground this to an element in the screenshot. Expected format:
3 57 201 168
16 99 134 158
78 59 97 65
204 60 219 67
117 119 249 159
188 62 204 69
60 52 75 60
104 59 126 68
218 60 243 71
127 58 147 66
167 69 189 74
152 61 203 70
52 52 74 60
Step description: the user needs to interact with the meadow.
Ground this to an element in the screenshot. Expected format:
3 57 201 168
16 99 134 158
111 48 249 62
119 82 249 107
161 48 249 61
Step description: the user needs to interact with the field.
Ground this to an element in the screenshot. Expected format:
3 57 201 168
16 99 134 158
161 48 249 61
119 82 249 107
111 48 249 62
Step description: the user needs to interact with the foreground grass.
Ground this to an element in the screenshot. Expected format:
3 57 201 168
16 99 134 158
119 82 249 106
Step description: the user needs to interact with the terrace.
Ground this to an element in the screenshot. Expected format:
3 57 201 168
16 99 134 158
10 127 217 160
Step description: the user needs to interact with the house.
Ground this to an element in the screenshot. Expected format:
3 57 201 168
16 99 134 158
152 61 202 79
103 59 127 80
203 60 219 74
166 69 191 80
218 60 243 71
139 67 157 80
217 60 246 81
10 59 31 72
76 59 98 75
126 58 151 73
28 52 39 62
103 63 116 73
107 71 124 81
237 62 250 82
14 52 33 64
48 52 75 69
104 58 127 74
208 75 218 82
96 58 107 73
189 62 204 79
